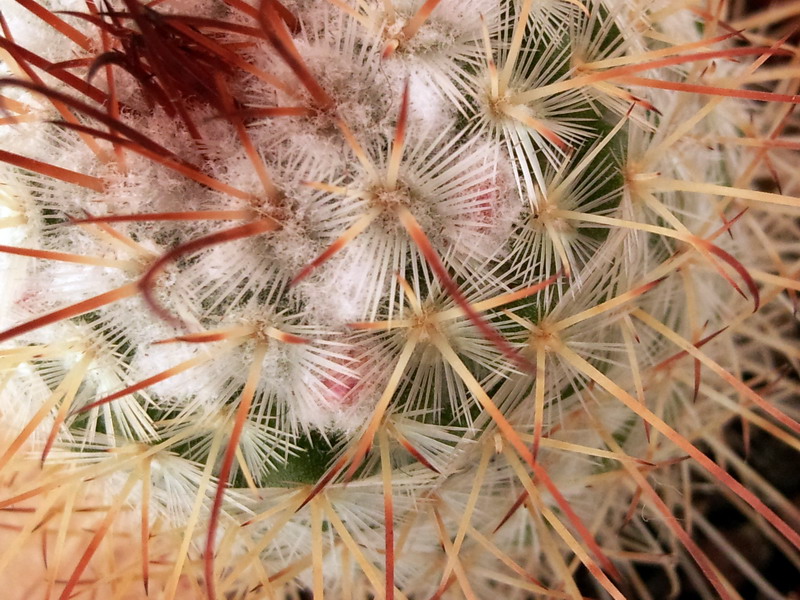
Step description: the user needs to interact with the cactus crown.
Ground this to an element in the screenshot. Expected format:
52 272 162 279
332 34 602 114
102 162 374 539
0 0 799 598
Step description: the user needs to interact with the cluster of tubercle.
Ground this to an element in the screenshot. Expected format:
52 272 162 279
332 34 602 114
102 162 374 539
1 0 799 599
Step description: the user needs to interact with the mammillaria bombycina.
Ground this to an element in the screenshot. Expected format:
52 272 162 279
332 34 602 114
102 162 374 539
0 1 799 598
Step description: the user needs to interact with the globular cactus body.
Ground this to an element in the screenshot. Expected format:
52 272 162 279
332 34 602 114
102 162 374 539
0 0 799 599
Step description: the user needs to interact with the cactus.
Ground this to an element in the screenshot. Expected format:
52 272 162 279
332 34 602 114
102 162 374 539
0 0 799 598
